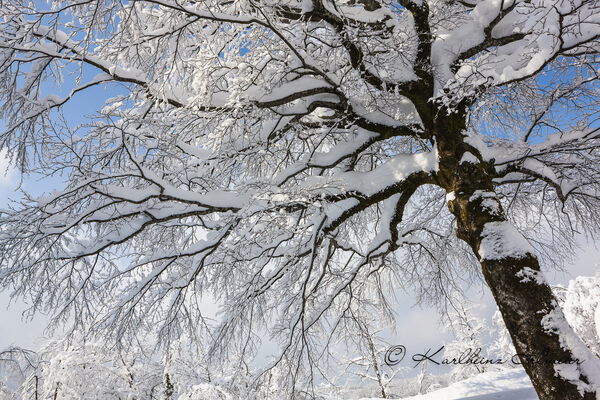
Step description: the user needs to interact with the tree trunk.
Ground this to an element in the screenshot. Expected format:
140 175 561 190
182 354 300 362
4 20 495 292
438 133 599 399
478 244 596 400
365 333 387 399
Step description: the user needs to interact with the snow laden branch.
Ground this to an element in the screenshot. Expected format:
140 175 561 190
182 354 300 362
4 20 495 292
1 0 600 398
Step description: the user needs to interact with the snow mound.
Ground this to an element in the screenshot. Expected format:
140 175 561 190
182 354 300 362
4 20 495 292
361 369 538 400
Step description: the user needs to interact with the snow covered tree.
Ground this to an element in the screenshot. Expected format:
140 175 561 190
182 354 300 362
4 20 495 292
177 384 237 400
0 336 242 400
161 334 220 398
490 309 517 368
1 0 600 398
0 347 39 400
338 311 400 399
445 305 490 381
19 339 165 400
0 382 15 400
558 274 600 358
414 361 436 396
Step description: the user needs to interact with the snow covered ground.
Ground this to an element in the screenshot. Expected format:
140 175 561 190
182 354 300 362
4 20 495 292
360 369 538 400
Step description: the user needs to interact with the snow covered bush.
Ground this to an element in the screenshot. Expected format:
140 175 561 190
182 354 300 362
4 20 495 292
177 384 236 400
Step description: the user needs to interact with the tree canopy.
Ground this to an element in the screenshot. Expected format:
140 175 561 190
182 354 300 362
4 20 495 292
1 0 600 398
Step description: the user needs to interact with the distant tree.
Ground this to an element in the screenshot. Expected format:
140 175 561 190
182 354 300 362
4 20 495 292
0 382 15 400
414 361 435 396
0 347 39 400
490 309 517 368
557 274 600 357
177 383 237 400
339 310 402 399
15 339 164 400
0 336 236 400
596 306 600 346
164 373 175 400
445 305 490 381
1 0 600 398
161 335 216 398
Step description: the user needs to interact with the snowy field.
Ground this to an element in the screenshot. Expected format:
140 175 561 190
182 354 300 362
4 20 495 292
360 369 538 400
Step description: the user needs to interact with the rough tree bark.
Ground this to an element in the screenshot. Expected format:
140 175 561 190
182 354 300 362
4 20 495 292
435 109 597 399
